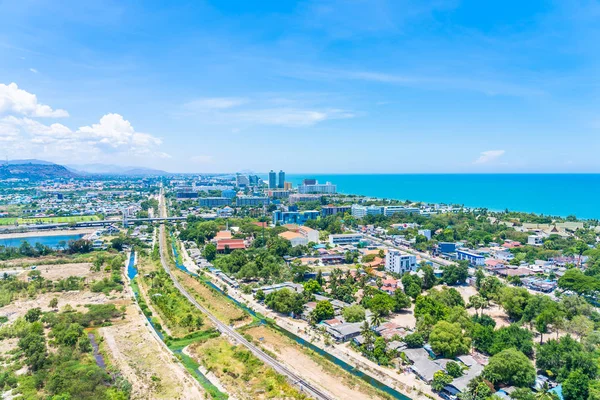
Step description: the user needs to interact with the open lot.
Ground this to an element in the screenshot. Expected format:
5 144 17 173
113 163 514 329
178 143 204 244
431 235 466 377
188 336 306 400
100 304 205 400
0 290 116 323
16 262 104 282
0 215 101 226
174 268 251 326
244 325 392 400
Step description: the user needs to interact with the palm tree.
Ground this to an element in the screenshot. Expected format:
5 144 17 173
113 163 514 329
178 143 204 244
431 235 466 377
370 310 384 327
469 295 487 317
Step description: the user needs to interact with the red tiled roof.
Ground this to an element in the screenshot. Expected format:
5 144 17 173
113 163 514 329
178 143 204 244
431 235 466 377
216 239 246 251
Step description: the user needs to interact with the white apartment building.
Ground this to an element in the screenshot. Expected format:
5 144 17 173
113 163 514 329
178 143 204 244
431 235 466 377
351 204 383 218
298 182 337 194
383 206 420 216
329 233 363 246
385 249 417 274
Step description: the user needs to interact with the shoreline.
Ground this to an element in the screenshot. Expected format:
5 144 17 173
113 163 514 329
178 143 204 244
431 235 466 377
0 228 97 240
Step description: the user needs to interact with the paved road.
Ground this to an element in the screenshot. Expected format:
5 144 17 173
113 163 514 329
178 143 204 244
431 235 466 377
156 191 334 400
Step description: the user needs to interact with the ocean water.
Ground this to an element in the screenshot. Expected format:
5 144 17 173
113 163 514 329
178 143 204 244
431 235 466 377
0 233 85 249
284 174 600 220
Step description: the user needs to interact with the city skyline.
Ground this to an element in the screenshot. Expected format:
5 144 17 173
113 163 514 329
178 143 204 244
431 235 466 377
1 1 600 173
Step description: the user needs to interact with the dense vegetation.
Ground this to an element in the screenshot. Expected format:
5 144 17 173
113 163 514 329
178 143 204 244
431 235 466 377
0 304 130 399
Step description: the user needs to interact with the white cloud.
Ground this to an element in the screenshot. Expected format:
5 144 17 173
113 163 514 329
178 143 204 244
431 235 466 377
0 113 166 159
78 113 161 149
180 94 355 127
184 97 248 111
0 82 69 117
29 68 39 74
474 150 506 164
235 108 354 127
190 155 214 164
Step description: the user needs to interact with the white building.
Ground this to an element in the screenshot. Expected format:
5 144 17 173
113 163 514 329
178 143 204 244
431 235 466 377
329 233 363 246
385 249 417 274
351 204 383 218
383 206 420 216
528 235 544 246
298 181 337 194
298 226 319 243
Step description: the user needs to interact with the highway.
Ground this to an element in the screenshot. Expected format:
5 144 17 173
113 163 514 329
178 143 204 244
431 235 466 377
156 191 334 400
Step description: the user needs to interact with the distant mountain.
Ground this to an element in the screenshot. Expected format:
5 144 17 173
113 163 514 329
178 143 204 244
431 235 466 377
0 161 77 180
4 159 57 166
67 163 168 176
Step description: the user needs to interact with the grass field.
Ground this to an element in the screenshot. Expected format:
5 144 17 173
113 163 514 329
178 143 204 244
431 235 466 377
0 215 101 225
173 268 251 326
189 337 308 400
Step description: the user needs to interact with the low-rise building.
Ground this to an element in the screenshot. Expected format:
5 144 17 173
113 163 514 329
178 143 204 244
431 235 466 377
351 204 383 218
456 249 485 266
321 205 351 217
329 233 363 246
199 197 231 207
272 210 319 225
528 235 544 246
236 196 269 206
385 249 417 274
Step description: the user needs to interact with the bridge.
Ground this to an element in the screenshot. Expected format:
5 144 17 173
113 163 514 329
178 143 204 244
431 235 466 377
0 216 188 233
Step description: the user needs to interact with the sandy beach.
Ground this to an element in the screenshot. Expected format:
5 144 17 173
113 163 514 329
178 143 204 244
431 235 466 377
0 228 97 240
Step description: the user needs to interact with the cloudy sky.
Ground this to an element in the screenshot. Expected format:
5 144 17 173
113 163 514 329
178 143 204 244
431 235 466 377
1 0 599 173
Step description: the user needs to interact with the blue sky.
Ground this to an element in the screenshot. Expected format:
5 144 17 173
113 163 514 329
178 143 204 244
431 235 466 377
1 0 599 173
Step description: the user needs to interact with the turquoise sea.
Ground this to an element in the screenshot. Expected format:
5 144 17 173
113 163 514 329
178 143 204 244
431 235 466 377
284 174 600 220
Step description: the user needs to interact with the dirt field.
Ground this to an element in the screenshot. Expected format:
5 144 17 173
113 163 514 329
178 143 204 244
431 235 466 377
100 304 205 400
17 262 104 282
174 269 250 326
467 303 511 327
0 290 116 323
448 284 478 303
389 306 417 330
244 325 391 400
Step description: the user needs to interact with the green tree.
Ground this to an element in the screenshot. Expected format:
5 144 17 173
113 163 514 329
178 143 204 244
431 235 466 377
483 349 536 387
303 279 322 294
420 264 437 289
203 243 217 261
563 370 590 400
311 301 334 323
25 307 42 323
393 289 411 311
469 295 488 317
342 305 365 323
49 297 59 309
499 287 531 320
442 262 469 285
446 361 463 378
403 332 425 348
432 371 453 392
255 289 265 301
429 321 471 358
365 293 395 316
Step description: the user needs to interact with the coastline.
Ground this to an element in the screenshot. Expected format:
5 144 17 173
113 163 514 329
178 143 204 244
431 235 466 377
0 228 97 240
286 173 600 219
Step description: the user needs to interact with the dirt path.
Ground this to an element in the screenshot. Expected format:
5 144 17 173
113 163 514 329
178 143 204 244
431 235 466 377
100 305 205 400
